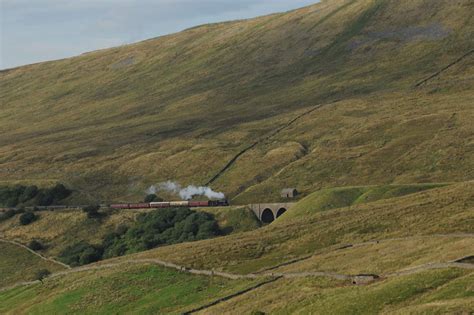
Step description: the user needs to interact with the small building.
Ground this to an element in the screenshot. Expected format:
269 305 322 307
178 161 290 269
281 188 298 199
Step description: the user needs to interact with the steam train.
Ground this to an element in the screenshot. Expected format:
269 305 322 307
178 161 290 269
110 199 229 210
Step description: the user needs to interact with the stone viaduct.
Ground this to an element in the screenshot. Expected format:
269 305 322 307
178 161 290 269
248 203 296 223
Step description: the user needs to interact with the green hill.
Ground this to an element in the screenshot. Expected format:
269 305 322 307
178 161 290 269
1 182 473 314
0 241 67 288
109 182 474 274
1 0 473 202
0 206 259 258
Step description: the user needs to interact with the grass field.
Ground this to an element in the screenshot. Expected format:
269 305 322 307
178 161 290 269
0 242 66 288
0 264 257 315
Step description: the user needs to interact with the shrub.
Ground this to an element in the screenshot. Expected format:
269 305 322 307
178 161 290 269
102 208 220 258
50 184 70 200
82 205 101 219
0 209 17 222
144 194 163 203
19 185 38 203
35 192 54 206
60 208 220 265
0 183 71 207
5 197 19 208
59 241 103 267
29 240 44 251
19 212 38 225
34 269 51 283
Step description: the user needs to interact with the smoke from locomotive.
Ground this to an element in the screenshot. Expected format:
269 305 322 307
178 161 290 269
147 181 225 200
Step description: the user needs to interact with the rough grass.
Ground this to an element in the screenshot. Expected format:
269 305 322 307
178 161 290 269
276 236 474 275
282 183 446 219
0 206 260 257
0 0 473 312
200 206 261 234
205 269 473 314
0 242 66 288
108 182 474 274
0 210 137 257
0 264 257 315
1 183 473 313
0 0 472 202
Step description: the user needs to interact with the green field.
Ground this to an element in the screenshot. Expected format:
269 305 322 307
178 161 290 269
0 242 66 288
0 264 257 314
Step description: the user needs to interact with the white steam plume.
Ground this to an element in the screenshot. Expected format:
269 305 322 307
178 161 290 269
146 181 225 200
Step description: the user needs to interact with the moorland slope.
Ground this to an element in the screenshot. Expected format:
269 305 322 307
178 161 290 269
0 0 472 202
1 1 473 313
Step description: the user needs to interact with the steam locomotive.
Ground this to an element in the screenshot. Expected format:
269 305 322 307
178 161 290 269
110 199 229 210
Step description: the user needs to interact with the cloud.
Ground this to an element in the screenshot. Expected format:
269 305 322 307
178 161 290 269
1 0 318 69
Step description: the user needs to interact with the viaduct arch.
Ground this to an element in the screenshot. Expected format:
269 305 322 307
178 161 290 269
249 203 296 223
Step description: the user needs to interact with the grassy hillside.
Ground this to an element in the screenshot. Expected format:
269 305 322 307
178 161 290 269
1 0 473 313
0 241 66 288
113 182 474 274
0 210 137 257
0 264 257 314
280 183 445 219
205 269 474 314
0 206 259 258
1 0 473 202
1 182 473 314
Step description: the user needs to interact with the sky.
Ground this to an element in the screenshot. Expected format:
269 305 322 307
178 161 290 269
0 0 318 69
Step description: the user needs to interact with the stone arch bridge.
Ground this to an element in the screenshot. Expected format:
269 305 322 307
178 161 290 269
249 203 296 223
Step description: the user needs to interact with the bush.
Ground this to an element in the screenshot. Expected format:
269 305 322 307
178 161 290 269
19 185 38 203
59 241 103 267
144 194 163 203
60 208 220 265
0 183 71 207
0 209 17 222
34 269 51 283
102 208 220 258
28 240 44 251
19 212 38 225
82 205 101 218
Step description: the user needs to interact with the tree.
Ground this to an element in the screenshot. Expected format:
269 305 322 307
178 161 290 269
5 197 18 207
0 209 17 222
82 205 101 218
59 241 103 266
35 192 53 206
19 185 38 203
50 183 71 200
19 212 38 225
144 194 163 203
34 269 51 283
79 247 103 265
29 240 44 251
